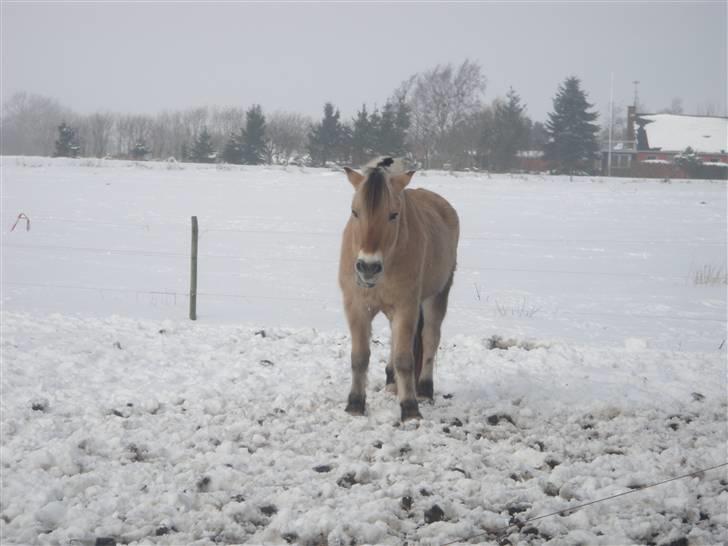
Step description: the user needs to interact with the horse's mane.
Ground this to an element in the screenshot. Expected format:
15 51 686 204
361 157 402 214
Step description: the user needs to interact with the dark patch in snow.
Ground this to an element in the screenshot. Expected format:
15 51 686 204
113 341 122 350
127 444 148 462
691 392 705 402
419 488 432 497
313 464 332 473
372 440 383 449
400 496 413 511
95 538 117 546
196 476 211 492
259 359 274 367
260 504 278 516
659 538 688 546
155 525 176 536
254 329 266 338
443 393 454 399
487 413 515 426
545 456 561 469
542 482 559 496
282 533 298 544
231 494 245 503
506 503 530 516
158 329 167 335
31 398 49 412
424 504 445 524
450 417 463 427
337 472 357 488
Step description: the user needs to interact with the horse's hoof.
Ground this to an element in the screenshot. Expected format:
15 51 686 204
400 400 422 421
416 379 433 400
345 394 366 416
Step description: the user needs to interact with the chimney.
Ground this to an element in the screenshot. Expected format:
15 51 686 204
626 105 636 149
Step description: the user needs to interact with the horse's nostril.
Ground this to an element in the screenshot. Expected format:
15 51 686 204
356 259 383 277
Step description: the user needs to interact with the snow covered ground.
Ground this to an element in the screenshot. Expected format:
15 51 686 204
1 157 727 545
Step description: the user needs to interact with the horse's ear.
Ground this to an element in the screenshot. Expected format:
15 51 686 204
344 167 364 189
390 170 416 192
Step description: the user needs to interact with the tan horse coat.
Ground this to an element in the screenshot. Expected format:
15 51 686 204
339 161 459 420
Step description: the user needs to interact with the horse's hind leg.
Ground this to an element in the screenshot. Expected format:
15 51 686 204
384 317 397 394
345 303 372 416
385 340 396 394
417 274 453 400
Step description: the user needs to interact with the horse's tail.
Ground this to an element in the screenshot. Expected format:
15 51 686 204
413 306 424 382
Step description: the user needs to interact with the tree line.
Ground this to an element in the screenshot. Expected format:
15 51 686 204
2 60 605 173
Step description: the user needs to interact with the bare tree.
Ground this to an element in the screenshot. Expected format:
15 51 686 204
266 111 312 163
1 92 71 156
114 114 153 158
406 60 486 168
696 101 723 116
83 112 115 157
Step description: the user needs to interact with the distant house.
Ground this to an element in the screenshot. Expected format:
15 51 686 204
514 150 551 173
603 107 728 178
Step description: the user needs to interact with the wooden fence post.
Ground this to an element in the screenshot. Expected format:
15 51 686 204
190 216 198 320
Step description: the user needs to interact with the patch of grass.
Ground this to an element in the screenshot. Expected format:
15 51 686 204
693 264 728 286
494 296 542 318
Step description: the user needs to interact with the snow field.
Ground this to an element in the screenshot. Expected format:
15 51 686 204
1 312 726 545
1 157 727 545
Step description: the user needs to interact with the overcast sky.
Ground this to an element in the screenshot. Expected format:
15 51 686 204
2 1 726 123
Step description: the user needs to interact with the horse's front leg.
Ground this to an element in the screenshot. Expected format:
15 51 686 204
392 306 422 421
345 303 372 416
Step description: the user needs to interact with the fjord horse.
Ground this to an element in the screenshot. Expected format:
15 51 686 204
339 158 459 421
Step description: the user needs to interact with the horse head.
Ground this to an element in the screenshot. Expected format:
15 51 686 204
343 157 415 288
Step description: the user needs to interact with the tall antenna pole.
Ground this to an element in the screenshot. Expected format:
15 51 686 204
608 72 614 177
632 80 640 111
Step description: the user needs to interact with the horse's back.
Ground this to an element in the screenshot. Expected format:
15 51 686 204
407 187 460 242
406 188 459 297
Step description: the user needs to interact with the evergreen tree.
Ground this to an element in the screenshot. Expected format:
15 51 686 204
189 127 215 163
544 77 600 174
53 121 80 158
390 98 411 157
308 102 347 166
674 146 703 177
221 131 243 164
130 138 150 160
491 88 529 172
351 104 376 166
241 105 267 165
527 120 549 152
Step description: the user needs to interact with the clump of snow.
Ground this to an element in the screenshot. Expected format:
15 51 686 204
1 312 726 545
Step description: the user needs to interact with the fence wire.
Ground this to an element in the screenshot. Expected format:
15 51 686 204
441 462 728 545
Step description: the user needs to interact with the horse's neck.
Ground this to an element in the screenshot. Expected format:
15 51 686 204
397 189 417 248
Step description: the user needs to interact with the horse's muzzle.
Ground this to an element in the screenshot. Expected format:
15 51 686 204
355 259 382 288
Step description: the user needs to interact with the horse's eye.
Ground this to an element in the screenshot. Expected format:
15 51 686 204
352 210 359 219
389 212 399 222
